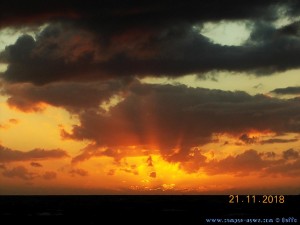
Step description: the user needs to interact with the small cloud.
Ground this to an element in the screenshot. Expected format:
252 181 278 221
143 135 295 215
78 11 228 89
271 86 300 95
2 166 36 180
120 168 139 175
180 148 207 173
69 168 88 177
283 148 299 160
206 149 266 176
30 162 43 167
9 118 19 124
253 83 263 89
147 156 153 167
239 134 257 144
222 141 229 146
261 152 276 159
149 171 156 178
0 124 8 129
107 169 115 176
0 119 19 130
261 138 298 145
42 171 57 180
0 145 69 163
130 164 137 169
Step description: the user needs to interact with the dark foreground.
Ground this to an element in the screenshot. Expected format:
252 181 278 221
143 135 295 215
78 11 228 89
0 195 299 224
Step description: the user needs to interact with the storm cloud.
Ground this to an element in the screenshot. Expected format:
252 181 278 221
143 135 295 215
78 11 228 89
1 1 300 85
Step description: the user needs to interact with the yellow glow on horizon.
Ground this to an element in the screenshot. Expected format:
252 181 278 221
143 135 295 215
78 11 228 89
1 150 300 194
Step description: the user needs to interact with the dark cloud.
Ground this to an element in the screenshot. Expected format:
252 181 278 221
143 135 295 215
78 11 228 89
2 166 36 180
1 23 300 85
114 161 140 176
206 150 267 176
0 145 69 163
146 156 157 178
71 143 152 164
145 147 297 177
260 138 298 144
174 148 300 177
282 148 299 160
0 28 99 85
149 171 156 178
71 144 103 164
1 2 300 85
271 86 300 95
200 148 300 177
3 80 125 112
265 158 300 177
120 168 138 175
0 0 286 29
69 168 88 177
42 171 57 180
260 152 276 159
30 162 43 168
64 82 300 162
239 134 257 144
147 156 153 167
179 148 207 173
278 21 300 37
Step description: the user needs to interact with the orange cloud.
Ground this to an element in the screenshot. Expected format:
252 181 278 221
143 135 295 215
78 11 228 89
69 168 88 177
30 162 43 168
42 171 57 180
8 118 19 124
2 166 37 180
0 118 19 129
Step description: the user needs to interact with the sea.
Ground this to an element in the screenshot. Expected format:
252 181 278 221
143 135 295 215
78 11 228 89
0 195 299 224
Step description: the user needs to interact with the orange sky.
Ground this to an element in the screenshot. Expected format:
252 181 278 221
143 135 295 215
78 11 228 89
1 95 300 194
0 1 300 194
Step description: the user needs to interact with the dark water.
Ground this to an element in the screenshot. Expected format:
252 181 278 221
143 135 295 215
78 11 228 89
0 195 299 224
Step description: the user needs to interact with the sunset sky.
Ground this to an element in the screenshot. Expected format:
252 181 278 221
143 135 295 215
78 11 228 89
0 0 300 194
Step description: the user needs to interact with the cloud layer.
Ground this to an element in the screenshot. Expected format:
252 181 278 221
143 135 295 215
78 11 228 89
60 82 300 161
1 1 300 85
